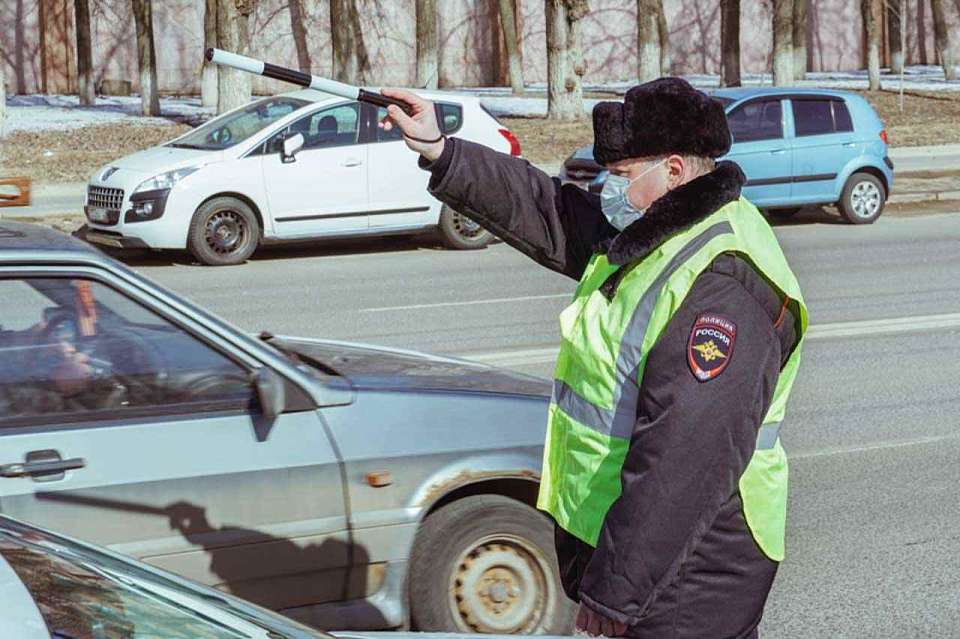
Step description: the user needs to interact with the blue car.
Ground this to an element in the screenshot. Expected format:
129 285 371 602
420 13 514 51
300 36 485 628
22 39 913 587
560 88 894 224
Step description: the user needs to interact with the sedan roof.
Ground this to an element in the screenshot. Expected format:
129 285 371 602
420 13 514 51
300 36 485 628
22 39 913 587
0 222 99 257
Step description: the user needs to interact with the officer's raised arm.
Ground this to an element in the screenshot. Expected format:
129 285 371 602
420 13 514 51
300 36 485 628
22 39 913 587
380 88 611 281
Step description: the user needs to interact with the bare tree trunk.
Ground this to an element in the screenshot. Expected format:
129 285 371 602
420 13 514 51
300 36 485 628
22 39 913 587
772 0 793 85
0 50 6 138
132 0 160 116
793 0 807 80
331 0 370 85
888 0 903 73
14 0 27 94
862 0 882 89
415 0 438 89
720 0 741 87
930 0 957 79
545 0 588 121
918 0 928 65
638 0 661 82
202 0 218 107
288 0 311 73
217 0 255 114
498 0 525 94
657 0 670 74
75 0 95 104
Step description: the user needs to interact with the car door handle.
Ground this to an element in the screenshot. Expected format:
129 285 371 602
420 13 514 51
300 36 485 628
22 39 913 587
843 142 857 148
341 159 362 167
0 458 86 478
770 149 787 155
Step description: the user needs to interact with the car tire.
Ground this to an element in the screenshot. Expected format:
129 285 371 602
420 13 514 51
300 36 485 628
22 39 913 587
766 206 802 220
187 197 260 266
838 172 886 224
409 494 576 635
436 205 493 250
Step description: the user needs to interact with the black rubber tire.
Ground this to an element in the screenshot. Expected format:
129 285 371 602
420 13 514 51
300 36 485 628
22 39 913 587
409 495 575 635
187 196 260 266
436 205 493 250
766 206 801 220
838 172 886 224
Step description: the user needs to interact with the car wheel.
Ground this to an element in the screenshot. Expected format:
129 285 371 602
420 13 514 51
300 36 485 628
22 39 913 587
766 207 801 220
838 172 885 224
436 205 493 250
409 494 575 635
187 197 260 266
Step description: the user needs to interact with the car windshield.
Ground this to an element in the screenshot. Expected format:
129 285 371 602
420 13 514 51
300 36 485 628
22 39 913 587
0 517 327 639
170 97 309 151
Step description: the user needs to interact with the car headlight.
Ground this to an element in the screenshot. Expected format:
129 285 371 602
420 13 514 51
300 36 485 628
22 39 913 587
133 167 199 194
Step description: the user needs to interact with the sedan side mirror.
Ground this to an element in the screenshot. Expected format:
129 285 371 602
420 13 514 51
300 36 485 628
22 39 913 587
281 133 305 164
252 367 286 422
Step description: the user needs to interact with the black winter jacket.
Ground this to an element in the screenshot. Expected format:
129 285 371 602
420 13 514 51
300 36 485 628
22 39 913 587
421 138 800 638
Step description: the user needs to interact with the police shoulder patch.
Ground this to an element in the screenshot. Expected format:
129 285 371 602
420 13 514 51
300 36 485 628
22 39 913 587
687 313 737 382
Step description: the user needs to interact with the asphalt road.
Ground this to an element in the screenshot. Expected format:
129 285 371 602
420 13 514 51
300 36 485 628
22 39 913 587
127 208 960 637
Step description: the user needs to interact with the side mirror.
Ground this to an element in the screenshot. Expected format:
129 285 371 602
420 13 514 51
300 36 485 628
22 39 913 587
281 133 305 164
252 367 286 422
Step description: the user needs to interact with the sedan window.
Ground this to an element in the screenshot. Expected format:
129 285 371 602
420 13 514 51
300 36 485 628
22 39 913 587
727 100 783 142
0 277 255 427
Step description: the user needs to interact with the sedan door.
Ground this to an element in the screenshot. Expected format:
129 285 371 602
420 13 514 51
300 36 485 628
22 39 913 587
0 270 349 613
261 102 370 238
789 97 860 203
723 98 794 206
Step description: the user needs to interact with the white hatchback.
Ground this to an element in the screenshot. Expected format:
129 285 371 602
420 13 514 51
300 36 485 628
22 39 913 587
81 90 521 265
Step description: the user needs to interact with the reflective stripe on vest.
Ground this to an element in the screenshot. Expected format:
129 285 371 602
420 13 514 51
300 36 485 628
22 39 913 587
537 198 807 562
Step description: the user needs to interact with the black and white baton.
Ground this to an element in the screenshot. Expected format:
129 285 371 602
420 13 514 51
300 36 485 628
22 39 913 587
205 48 415 115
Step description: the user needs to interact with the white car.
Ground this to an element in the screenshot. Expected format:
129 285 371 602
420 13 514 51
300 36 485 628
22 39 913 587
80 90 521 265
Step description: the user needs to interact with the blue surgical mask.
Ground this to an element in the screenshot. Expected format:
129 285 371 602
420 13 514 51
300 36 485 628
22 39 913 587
600 159 666 231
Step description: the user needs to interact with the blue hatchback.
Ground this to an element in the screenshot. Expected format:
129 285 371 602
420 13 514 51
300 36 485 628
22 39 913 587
560 88 894 224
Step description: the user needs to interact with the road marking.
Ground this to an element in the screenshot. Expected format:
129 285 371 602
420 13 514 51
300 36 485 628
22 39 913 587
361 293 570 312
790 433 960 460
457 312 960 367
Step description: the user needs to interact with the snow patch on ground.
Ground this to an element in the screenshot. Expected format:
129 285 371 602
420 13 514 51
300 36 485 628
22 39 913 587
3 65 957 130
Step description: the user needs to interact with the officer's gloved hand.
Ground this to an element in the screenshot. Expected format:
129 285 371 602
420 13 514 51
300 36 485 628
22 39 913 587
379 88 445 162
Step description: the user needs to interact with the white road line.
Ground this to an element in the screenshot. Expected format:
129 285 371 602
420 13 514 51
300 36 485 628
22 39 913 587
457 312 960 367
790 433 960 460
361 293 570 312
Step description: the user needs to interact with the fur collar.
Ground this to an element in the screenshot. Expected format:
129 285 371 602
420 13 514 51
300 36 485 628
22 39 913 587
598 160 746 265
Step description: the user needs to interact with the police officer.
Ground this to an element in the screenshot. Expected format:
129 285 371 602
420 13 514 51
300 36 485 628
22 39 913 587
382 78 807 639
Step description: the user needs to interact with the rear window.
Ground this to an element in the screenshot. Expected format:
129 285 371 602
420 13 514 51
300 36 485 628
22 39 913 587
437 103 463 134
727 100 783 143
792 99 854 136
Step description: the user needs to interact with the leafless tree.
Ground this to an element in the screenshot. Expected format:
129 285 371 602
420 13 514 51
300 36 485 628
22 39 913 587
416 0 438 88
720 0 741 87
772 0 794 85
498 0 525 94
930 0 956 79
0 44 6 137
546 0 588 121
331 0 370 85
202 0 218 107
657 0 670 74
75 0 95 104
132 0 160 116
637 0 661 82
862 0 882 90
917 0 928 64
288 0 311 73
217 0 257 114
13 0 27 94
793 0 808 80
887 0 903 73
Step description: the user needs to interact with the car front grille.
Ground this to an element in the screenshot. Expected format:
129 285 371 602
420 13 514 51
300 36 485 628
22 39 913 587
87 186 124 211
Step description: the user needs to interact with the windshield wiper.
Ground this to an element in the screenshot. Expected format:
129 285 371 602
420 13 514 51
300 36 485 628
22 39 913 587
167 142 207 150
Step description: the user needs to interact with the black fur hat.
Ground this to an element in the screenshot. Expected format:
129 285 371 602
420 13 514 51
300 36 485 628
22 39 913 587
592 77 731 165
